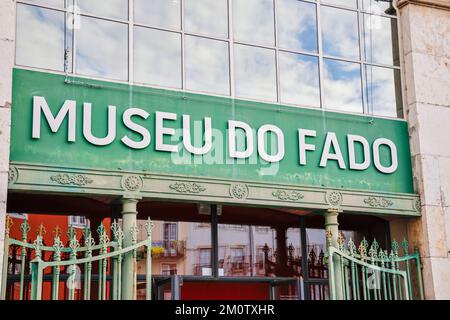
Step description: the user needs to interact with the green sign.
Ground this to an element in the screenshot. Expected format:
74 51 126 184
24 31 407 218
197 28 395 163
11 69 414 194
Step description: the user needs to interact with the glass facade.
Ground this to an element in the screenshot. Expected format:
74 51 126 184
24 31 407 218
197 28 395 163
15 0 402 117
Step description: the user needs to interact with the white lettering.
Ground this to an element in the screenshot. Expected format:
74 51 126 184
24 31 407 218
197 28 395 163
320 132 346 169
121 108 151 149
257 124 285 163
228 120 254 159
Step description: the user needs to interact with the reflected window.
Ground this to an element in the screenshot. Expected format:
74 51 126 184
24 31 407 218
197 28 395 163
184 0 228 38
185 36 230 95
234 44 277 102
77 0 128 20
365 65 402 117
363 15 399 66
323 59 363 113
134 0 181 30
233 0 275 46
321 6 360 60
76 16 128 80
359 0 392 13
134 27 182 88
277 0 317 53
16 4 66 71
279 52 320 108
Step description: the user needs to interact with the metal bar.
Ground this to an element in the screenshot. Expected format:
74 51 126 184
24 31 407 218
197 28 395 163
415 249 425 300
0 232 10 300
211 204 219 278
299 217 309 300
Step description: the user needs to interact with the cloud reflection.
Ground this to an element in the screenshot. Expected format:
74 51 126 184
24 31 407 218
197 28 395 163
185 0 228 38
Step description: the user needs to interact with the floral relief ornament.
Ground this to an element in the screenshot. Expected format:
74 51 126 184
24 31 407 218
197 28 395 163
272 189 304 201
8 166 18 184
122 175 143 192
230 184 249 199
169 182 206 194
326 191 343 207
50 173 93 186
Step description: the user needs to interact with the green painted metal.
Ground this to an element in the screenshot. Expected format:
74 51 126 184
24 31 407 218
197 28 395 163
2 215 153 300
327 234 425 300
11 68 415 195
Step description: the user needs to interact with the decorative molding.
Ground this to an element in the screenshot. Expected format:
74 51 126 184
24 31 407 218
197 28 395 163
50 173 93 186
364 197 394 208
169 182 206 194
230 183 249 199
326 191 343 207
414 198 422 212
121 175 143 192
8 166 18 184
272 189 304 202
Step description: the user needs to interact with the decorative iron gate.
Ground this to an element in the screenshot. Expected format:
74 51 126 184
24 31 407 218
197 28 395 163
1 216 154 300
326 232 424 300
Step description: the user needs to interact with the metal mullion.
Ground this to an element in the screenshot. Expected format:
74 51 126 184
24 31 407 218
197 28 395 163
228 0 235 98
273 0 280 104
16 0 67 13
317 0 325 110
77 13 129 25
183 31 229 43
128 0 133 83
181 0 186 91
278 48 319 58
233 40 276 52
72 0 77 75
358 8 368 115
133 23 183 36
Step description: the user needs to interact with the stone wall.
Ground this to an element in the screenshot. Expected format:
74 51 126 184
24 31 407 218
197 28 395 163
0 0 15 295
397 0 450 299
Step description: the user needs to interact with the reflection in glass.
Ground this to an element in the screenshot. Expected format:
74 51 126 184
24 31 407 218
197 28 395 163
76 16 128 80
363 15 399 66
136 220 211 276
16 4 66 71
323 59 363 113
185 0 228 38
359 0 392 13
233 0 275 46
279 52 320 108
365 66 402 118
322 0 357 8
134 0 181 30
25 0 65 8
77 0 128 20
278 0 317 52
321 6 359 60
134 27 181 88
234 45 277 102
185 36 230 95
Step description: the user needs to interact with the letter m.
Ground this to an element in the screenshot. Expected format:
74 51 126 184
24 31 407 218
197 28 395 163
32 96 76 142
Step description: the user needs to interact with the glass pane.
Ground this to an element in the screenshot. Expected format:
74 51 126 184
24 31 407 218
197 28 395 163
321 6 359 60
359 0 393 14
76 16 128 80
234 44 277 102
306 229 327 279
185 36 230 95
277 0 317 52
16 4 66 71
184 0 228 38
77 0 128 20
363 15 399 66
279 52 320 108
25 0 65 8
323 59 363 113
134 0 181 30
322 0 357 8
134 27 181 88
233 0 275 46
365 66 402 118
137 220 211 276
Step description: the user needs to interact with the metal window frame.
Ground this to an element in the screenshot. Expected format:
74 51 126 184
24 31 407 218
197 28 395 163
14 0 404 120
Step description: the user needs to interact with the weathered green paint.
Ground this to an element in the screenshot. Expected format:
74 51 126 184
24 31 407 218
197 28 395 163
11 69 415 194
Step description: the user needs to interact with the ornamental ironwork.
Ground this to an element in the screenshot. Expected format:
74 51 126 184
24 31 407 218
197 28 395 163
272 189 304 201
363 196 394 208
50 173 93 186
169 182 206 194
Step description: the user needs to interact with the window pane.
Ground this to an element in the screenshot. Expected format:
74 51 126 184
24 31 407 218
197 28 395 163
278 0 317 52
185 36 230 95
365 65 402 117
233 0 275 46
359 0 392 13
234 45 277 102
323 59 363 113
321 6 360 60
76 16 128 80
25 0 65 8
322 0 357 8
363 15 399 66
184 0 228 38
279 52 320 108
16 4 66 71
77 0 128 20
134 27 181 88
134 0 181 30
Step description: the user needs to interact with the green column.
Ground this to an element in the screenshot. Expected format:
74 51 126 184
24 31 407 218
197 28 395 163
121 196 140 300
324 208 344 300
